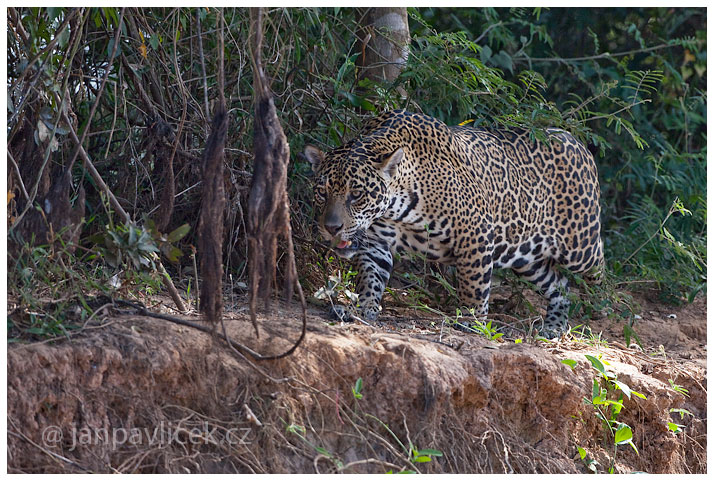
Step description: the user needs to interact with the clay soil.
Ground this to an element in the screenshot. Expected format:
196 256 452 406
6 288 707 473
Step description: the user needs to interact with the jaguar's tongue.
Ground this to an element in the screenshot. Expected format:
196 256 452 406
336 240 351 249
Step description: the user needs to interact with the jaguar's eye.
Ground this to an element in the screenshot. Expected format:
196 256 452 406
349 190 363 202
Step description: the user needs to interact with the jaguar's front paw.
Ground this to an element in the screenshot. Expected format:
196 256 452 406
327 304 380 323
538 317 568 339
328 304 355 322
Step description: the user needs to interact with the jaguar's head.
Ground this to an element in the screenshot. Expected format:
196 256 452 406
304 142 404 258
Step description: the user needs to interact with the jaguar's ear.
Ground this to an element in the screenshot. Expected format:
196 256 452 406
380 148 404 179
303 145 325 173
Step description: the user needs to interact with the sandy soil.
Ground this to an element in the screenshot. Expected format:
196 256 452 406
6 289 707 473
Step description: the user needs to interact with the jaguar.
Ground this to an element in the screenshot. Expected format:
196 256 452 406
304 110 603 337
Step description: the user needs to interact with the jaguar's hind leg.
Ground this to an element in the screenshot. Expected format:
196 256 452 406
513 258 570 338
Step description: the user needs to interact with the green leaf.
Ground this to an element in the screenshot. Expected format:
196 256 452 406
628 440 639 455
591 395 609 405
413 455 432 463
335 53 359 90
610 398 623 417
667 422 682 433
106 37 121 60
604 399 625 410
56 23 70 49
92 9 103 28
592 378 601 399
561 359 577 370
614 425 633 445
128 226 137 246
47 7 63 22
352 377 363 399
623 324 643 350
166 246 183 262
480 45 492 63
669 407 693 419
167 223 191 243
103 7 119 27
342 92 376 112
612 379 632 399
577 446 587 460
26 327 48 335
584 354 606 376
687 284 705 304
631 390 647 400
491 51 513 73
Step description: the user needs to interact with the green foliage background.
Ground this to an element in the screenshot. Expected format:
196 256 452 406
6 7 707 327
407 7 706 304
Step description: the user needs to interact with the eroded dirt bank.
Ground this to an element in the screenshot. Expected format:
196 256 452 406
6 295 707 473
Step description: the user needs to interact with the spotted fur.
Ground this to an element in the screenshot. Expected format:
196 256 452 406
305 110 604 337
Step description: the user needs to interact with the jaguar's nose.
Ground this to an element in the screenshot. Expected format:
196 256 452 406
324 221 343 236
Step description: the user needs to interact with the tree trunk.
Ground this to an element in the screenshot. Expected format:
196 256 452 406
356 8 410 84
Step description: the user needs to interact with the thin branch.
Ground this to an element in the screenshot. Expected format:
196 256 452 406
217 8 226 107
102 76 120 160
515 43 676 64
196 8 210 119
474 21 504 44
7 151 30 204
583 98 650 123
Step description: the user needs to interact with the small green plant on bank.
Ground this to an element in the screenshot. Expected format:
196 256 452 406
668 379 689 397
667 408 694 434
567 325 610 349
576 445 599 473
411 303 505 342
666 380 693 435
454 308 505 341
351 377 364 400
563 355 646 473
91 222 159 270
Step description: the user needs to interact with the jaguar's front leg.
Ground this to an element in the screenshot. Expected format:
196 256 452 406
454 226 495 329
331 237 394 322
